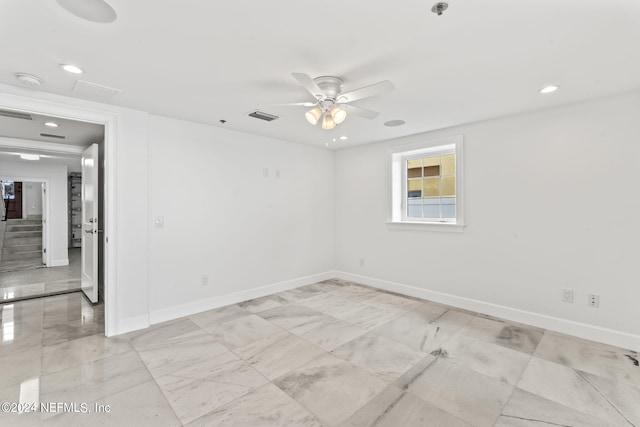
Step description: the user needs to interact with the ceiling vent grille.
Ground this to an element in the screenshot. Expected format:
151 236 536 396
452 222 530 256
40 133 66 139
0 109 33 120
248 110 279 122
73 80 121 101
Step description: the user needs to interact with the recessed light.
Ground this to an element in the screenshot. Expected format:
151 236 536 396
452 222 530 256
60 64 83 74
539 85 559 94
44 122 59 128
384 120 406 127
20 154 40 161
338 136 348 140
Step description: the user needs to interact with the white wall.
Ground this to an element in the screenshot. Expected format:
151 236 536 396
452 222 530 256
335 91 640 349
22 181 43 218
147 116 335 321
0 161 67 265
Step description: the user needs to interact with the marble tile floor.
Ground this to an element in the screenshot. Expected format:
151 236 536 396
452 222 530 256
0 279 638 426
0 248 81 303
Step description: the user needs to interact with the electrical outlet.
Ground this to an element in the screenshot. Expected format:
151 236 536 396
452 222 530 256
201 275 209 286
588 293 600 308
562 288 573 303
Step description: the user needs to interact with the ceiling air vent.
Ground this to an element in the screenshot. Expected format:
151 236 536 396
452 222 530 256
0 109 33 120
73 80 121 101
40 133 66 139
248 110 279 122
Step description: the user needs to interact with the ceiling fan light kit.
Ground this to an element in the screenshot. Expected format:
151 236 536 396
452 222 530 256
289 72 395 131
322 113 336 130
305 106 323 125
330 106 347 124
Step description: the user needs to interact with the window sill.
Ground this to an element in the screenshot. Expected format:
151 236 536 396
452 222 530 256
386 221 466 233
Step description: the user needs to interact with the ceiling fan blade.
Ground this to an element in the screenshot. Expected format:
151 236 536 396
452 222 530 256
259 101 318 108
338 80 394 103
291 73 324 99
342 104 380 120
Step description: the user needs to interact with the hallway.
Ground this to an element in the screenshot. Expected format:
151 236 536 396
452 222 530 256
0 248 81 303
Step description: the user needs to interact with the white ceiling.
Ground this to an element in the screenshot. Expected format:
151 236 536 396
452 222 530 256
0 150 82 173
1 0 639 149
0 108 103 170
0 110 104 147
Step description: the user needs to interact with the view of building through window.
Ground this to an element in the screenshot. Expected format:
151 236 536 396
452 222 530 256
2 181 15 200
406 154 456 219
389 135 463 227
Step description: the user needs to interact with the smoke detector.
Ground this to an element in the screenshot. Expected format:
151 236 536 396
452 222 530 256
15 73 43 87
431 2 449 15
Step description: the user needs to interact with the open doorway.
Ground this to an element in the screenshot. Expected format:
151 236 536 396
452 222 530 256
0 108 105 305
1 179 48 272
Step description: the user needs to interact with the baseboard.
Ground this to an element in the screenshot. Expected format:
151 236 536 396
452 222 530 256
335 271 640 352
148 270 335 325
110 314 150 337
49 258 69 267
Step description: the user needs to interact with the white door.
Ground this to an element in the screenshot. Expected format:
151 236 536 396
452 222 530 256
81 144 99 303
41 183 47 266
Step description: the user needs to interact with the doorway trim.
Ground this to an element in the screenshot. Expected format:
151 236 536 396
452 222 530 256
0 91 118 337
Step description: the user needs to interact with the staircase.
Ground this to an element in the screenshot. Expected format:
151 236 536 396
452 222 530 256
0 218 44 272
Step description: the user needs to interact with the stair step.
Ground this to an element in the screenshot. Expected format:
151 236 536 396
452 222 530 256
1 236 41 245
2 243 42 254
4 219 42 226
1 251 42 261
4 231 42 239
6 225 42 232
0 259 44 273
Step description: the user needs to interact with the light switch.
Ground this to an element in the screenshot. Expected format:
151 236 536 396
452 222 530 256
155 216 165 229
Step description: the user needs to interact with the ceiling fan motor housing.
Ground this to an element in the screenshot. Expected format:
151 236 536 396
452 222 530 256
313 76 344 99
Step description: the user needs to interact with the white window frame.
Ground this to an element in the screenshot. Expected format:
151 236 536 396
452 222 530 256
387 134 465 232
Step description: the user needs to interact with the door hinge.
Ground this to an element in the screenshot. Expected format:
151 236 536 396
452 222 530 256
43 248 46 253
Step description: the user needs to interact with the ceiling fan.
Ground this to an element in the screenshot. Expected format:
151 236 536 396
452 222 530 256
282 73 394 130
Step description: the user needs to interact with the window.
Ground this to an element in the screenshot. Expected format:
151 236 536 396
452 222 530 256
388 135 464 231
2 181 15 200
